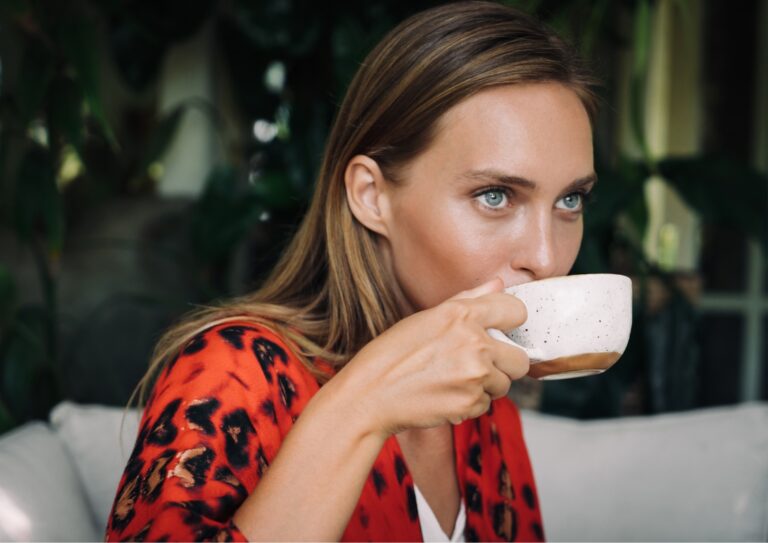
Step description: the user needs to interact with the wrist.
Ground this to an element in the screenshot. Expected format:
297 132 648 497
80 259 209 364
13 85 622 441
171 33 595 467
310 369 392 444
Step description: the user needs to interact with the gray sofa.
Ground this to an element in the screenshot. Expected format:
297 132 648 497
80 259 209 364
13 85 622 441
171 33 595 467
0 401 766 541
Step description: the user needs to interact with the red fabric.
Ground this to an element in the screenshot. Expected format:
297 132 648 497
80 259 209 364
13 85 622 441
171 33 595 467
105 323 545 542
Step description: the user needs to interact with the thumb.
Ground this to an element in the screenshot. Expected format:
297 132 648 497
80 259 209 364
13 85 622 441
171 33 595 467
451 276 504 300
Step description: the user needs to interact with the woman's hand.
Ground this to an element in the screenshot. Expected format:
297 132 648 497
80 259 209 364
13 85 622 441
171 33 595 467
328 276 529 438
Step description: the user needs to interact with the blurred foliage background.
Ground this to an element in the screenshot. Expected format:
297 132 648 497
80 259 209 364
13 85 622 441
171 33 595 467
0 0 766 432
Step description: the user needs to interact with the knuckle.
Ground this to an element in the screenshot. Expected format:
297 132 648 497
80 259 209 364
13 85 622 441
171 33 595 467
463 332 489 355
462 357 490 382
441 300 472 323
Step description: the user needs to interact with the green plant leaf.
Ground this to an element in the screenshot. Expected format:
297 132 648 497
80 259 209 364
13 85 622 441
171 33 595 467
0 308 58 423
17 37 55 128
139 105 186 174
13 144 64 252
190 167 265 263
0 265 15 327
579 0 610 58
48 76 85 154
58 14 117 149
658 156 768 250
630 0 652 161
586 159 649 230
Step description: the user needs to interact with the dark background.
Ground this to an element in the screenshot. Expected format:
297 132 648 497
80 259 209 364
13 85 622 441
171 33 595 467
0 0 766 432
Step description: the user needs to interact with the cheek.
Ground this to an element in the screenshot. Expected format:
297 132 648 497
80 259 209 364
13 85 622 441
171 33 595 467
554 219 584 272
387 201 497 308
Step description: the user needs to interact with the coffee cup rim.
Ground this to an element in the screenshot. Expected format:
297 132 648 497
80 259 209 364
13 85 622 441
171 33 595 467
505 273 631 289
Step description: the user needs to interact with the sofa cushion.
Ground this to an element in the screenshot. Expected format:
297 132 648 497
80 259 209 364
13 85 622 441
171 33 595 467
0 421 98 542
520 402 768 542
49 402 141 535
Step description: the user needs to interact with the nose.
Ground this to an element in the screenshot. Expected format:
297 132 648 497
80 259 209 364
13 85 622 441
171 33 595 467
510 210 557 280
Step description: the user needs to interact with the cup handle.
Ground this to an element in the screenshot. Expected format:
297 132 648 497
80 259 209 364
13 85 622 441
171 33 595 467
487 328 546 362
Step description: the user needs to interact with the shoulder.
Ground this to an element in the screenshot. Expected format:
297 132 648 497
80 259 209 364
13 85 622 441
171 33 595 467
146 320 321 428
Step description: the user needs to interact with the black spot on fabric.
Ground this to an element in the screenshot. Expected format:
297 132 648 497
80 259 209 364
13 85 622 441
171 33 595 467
221 408 256 468
178 447 216 487
227 371 250 390
261 399 278 424
371 467 387 496
141 450 175 503
487 402 495 415
216 494 242 521
468 443 482 474
465 525 480 542
522 483 537 510
195 525 235 542
490 426 500 446
255 444 270 478
492 502 518 541
213 466 247 499
181 365 204 384
178 503 237 537
251 338 288 382
406 485 418 521
465 482 483 514
359 506 370 528
394 455 407 485
182 333 207 355
277 373 298 409
532 521 545 540
177 500 214 524
130 521 152 542
498 462 515 500
219 326 248 350
110 473 141 532
124 452 145 482
146 399 181 446
165 354 181 375
185 398 221 435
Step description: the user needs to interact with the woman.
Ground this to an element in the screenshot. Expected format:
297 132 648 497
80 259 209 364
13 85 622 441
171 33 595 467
106 2 598 541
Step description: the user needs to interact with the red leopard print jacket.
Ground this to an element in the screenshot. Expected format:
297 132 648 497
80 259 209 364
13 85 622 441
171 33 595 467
105 322 545 541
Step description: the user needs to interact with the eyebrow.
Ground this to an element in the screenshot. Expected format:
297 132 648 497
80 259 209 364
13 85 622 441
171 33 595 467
457 169 598 193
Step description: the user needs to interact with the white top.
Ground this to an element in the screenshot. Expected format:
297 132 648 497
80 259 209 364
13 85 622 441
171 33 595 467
413 484 466 542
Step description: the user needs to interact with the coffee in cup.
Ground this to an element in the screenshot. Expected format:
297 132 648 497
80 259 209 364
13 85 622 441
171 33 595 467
488 273 632 380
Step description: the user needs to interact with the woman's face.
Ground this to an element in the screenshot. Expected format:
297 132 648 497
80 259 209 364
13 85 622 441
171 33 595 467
380 82 595 313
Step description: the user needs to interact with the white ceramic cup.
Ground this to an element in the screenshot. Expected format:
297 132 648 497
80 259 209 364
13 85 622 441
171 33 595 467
488 273 633 380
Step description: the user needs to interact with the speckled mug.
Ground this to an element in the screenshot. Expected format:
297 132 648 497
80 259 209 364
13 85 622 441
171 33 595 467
488 274 633 380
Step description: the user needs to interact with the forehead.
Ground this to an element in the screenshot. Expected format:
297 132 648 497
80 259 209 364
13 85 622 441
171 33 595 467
419 82 594 186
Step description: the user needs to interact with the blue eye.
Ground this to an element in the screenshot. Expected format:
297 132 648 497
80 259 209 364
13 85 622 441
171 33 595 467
556 192 583 211
479 190 507 208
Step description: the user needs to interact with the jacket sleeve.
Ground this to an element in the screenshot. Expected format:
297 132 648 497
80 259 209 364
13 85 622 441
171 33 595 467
105 323 312 542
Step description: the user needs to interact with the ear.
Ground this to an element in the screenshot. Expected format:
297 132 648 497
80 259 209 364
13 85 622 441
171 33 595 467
344 154 392 237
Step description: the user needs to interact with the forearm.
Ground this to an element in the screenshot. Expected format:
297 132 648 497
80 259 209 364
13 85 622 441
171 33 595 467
232 377 386 541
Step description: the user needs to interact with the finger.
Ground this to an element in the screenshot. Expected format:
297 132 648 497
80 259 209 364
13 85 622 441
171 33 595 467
483 366 513 399
486 337 531 381
456 292 528 331
467 392 493 420
450 276 504 300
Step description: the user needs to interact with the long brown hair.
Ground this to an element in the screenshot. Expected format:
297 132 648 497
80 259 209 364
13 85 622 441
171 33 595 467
135 0 599 404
